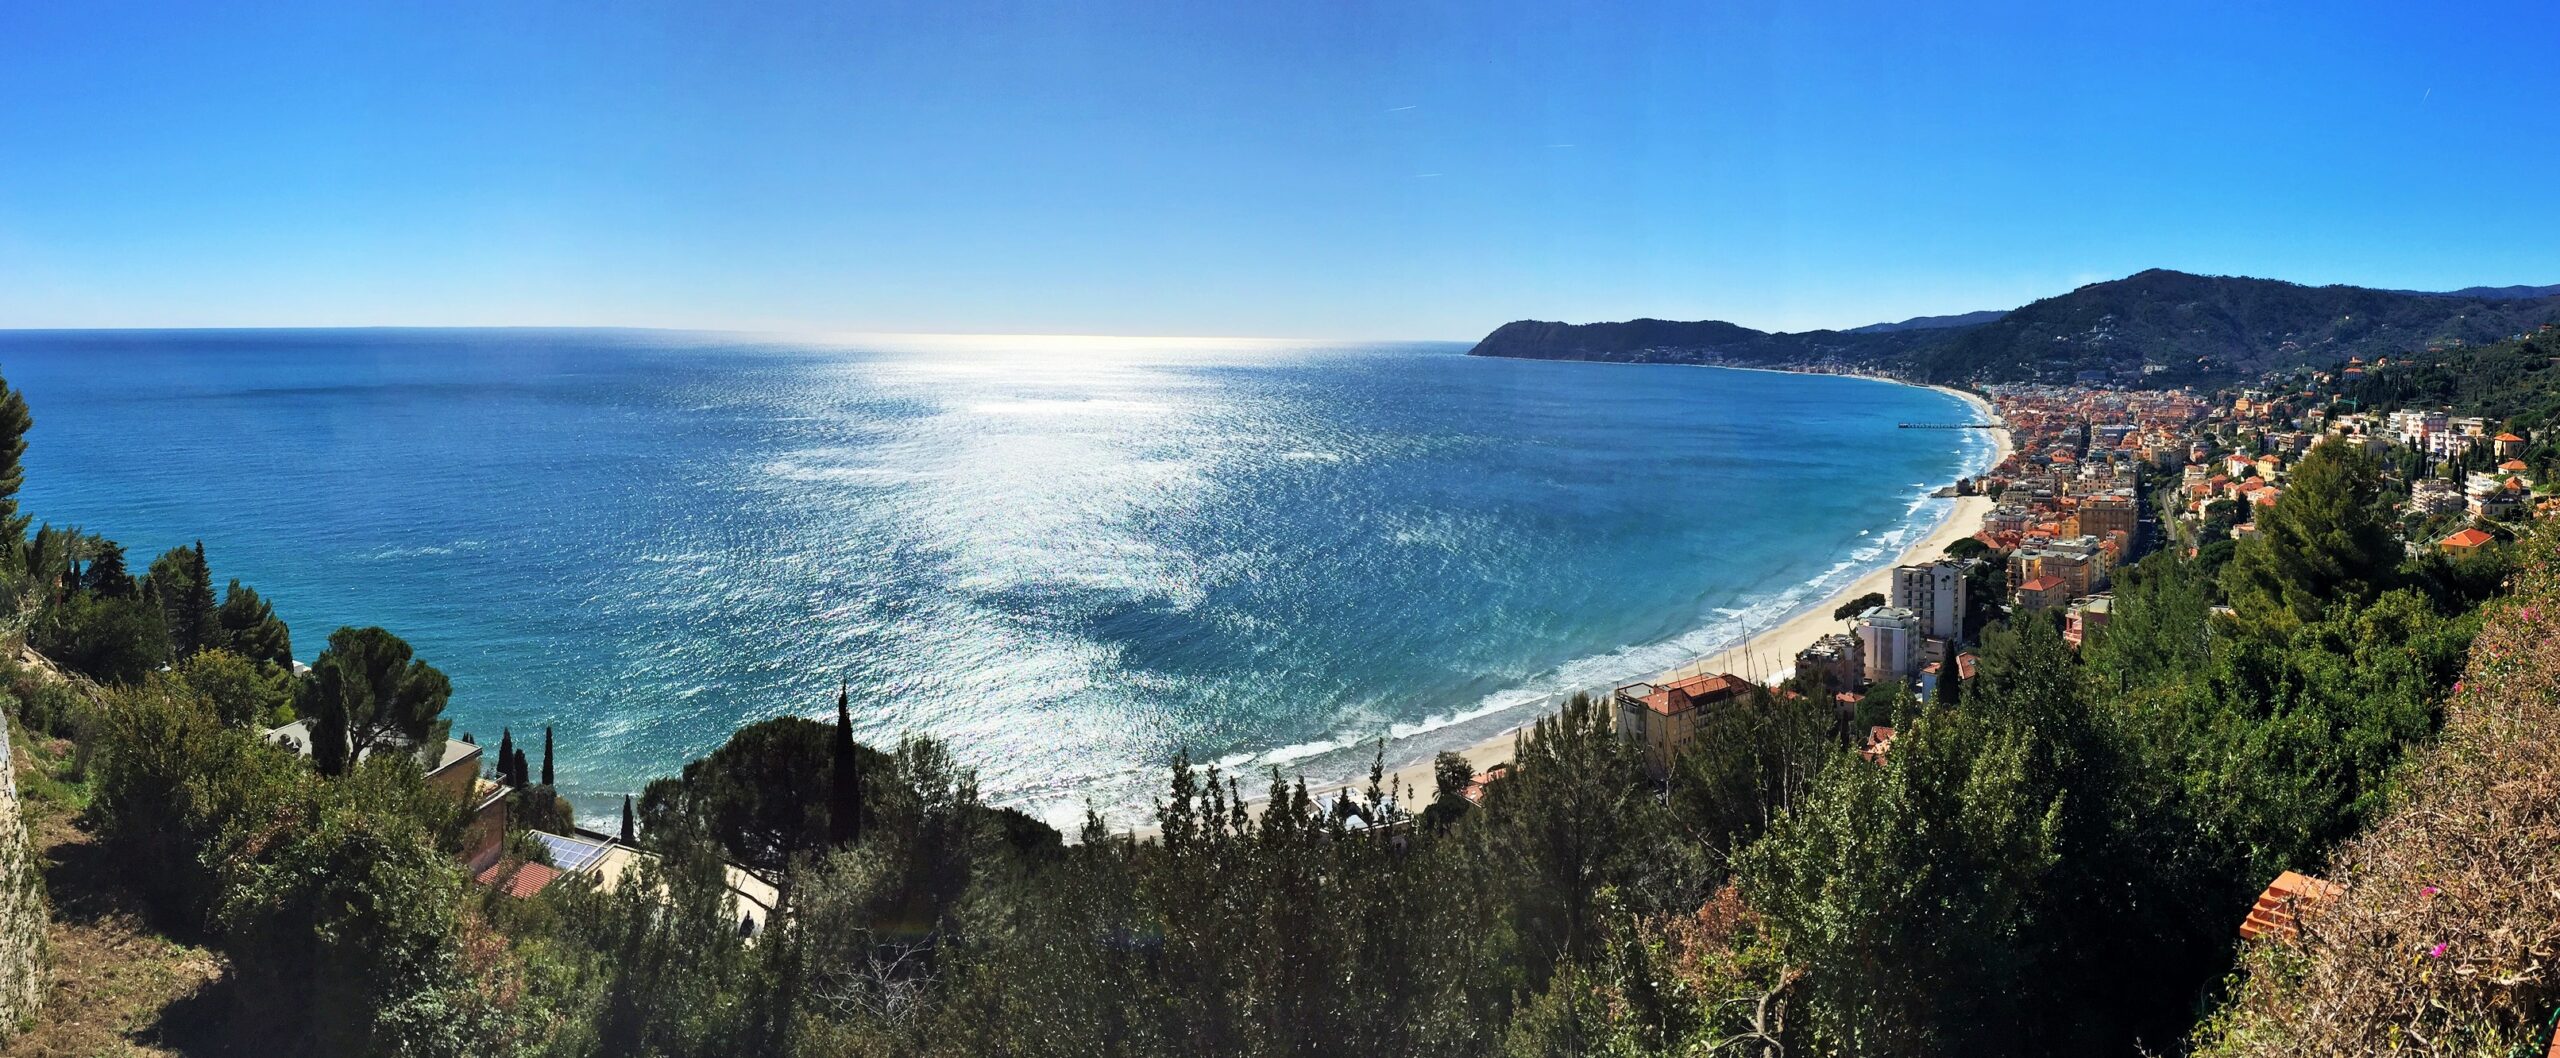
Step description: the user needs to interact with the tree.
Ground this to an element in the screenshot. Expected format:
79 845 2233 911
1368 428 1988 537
33 592 169 684
829 682 861 847
83 541 136 598
2221 439 2401 633
621 795 636 844
176 647 292 728
1423 750 1477 830
300 626 452 777
497 729 516 784
216 580 293 669
646 716 844 875
0 373 29 543
542 725 555 787
146 542 220 658
1832 592 1885 622
1672 685 1836 871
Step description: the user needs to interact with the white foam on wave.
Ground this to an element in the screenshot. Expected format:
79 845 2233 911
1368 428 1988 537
1226 487 1969 794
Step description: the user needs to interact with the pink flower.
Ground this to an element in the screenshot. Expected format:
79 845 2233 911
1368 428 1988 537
2429 943 2447 958
2422 885 2440 898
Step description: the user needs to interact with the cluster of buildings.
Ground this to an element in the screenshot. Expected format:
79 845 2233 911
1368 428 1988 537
1603 353 2560 782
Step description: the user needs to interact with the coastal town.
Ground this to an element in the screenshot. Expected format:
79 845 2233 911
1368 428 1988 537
1601 324 2560 781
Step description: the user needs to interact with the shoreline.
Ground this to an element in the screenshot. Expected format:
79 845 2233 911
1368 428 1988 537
1131 369 2011 837
1351 379 2007 808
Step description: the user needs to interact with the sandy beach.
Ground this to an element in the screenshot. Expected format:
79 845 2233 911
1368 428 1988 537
1337 383 2012 816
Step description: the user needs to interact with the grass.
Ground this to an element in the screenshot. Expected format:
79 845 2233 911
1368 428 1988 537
1 721 229 1058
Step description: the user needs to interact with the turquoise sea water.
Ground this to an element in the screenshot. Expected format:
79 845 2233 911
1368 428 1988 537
0 330 1990 826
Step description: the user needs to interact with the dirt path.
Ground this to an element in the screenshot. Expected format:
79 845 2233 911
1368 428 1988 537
2 753 227 1057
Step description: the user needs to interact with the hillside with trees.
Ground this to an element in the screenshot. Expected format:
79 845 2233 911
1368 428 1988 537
1468 270 2560 385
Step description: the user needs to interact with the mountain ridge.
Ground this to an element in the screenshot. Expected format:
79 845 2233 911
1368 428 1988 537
1469 269 2560 384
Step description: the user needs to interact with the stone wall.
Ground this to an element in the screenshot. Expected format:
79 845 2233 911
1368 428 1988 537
0 717 44 1033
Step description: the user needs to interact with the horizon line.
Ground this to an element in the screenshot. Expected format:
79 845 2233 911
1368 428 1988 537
0 323 1480 345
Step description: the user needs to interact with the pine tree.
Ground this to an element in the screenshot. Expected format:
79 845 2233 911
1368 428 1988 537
0 374 30 543
216 580 292 669
829 681 861 847
541 726 555 787
85 541 135 598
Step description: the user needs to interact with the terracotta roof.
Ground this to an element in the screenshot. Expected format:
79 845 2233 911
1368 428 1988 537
2238 870 2342 942
476 859 566 899
2017 575 2064 593
2501 459 2531 471
2441 528 2496 550
1629 672 1750 716
2497 432 2524 442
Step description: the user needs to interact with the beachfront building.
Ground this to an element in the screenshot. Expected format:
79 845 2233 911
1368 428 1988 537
1889 560 1970 643
1793 633 1863 693
1611 672 1754 776
1856 606 1922 686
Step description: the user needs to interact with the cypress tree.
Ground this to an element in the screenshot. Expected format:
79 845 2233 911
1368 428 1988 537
177 541 217 656
541 726 555 787
620 795 635 844
311 676 351 776
497 729 515 783
829 681 861 847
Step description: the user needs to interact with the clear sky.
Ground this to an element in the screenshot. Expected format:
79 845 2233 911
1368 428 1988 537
3 1 2556 339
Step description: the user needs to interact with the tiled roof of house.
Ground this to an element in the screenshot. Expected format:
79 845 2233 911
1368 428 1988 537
1631 672 1750 716
2017 575 2063 593
475 859 566 899
2441 528 2496 550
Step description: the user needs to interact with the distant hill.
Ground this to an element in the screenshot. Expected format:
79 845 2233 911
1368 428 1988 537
2390 283 2560 300
1468 269 2560 385
1847 309 2007 334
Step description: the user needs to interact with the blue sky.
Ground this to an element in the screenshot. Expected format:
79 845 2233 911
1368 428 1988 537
2 1 2556 339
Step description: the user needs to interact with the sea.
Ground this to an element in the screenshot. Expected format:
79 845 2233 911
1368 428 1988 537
0 329 1994 829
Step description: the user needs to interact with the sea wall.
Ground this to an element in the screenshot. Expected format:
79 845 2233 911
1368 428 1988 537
0 716 44 1033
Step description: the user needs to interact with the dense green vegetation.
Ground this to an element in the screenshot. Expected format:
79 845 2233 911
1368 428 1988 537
0 364 2525 1056
2342 330 2560 426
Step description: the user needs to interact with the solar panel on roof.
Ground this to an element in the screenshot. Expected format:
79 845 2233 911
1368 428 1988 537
537 832 608 874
